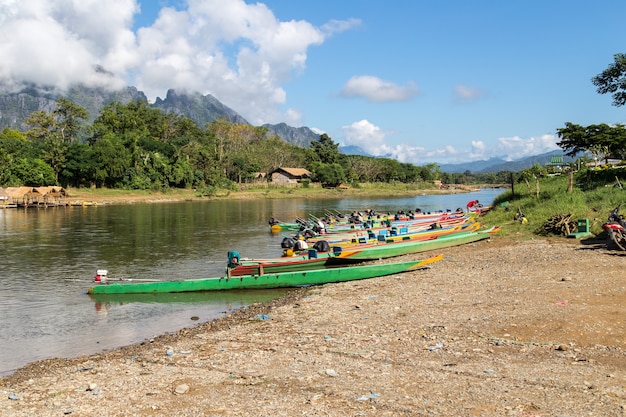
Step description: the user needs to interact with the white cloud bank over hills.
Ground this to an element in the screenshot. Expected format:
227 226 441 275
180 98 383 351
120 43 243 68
342 119 560 164
0 0 357 127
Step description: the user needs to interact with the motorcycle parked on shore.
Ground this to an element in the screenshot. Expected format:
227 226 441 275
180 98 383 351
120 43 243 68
602 205 626 250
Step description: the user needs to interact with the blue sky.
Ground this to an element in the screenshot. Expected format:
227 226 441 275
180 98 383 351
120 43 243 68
1 1 624 164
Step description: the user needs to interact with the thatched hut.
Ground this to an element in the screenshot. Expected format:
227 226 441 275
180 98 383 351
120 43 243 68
34 186 68 206
2 186 68 207
4 187 38 206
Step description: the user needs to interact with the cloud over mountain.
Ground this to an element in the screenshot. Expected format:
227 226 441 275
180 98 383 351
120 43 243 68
0 0 358 126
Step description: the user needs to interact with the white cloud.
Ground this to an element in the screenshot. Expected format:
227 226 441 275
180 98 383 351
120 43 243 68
341 119 428 163
0 0 136 93
342 119 386 147
339 120 561 166
469 140 488 160
283 108 303 126
129 0 341 124
494 134 560 160
322 18 362 35
417 134 560 165
453 84 485 102
341 75 418 103
0 0 358 125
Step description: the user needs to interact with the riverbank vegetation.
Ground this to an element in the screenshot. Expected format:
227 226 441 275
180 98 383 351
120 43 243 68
0 99 512 191
483 166 626 240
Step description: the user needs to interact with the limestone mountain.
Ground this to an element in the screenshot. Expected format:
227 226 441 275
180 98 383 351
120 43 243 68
261 122 319 148
0 85 319 147
152 89 248 126
0 84 147 130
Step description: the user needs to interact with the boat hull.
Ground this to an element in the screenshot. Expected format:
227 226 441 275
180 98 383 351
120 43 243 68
87 257 441 294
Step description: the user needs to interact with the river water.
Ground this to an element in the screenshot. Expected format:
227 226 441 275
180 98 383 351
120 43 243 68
0 188 504 376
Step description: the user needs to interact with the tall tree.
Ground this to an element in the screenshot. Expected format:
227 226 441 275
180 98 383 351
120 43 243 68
344 155 381 182
592 53 626 106
556 122 588 157
310 133 340 164
557 122 626 161
25 111 66 183
314 163 346 187
25 110 56 143
54 97 88 143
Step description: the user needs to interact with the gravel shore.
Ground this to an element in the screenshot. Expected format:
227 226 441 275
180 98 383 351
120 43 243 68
1 236 625 416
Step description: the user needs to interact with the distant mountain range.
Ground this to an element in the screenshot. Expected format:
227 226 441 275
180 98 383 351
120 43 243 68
331 146 574 173
438 150 576 173
0 84 570 173
0 84 320 147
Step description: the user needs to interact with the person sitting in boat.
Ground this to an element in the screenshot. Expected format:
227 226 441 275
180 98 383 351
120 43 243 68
227 251 241 268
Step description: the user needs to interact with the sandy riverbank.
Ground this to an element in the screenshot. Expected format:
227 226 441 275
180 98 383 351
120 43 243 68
63 184 483 206
1 235 625 416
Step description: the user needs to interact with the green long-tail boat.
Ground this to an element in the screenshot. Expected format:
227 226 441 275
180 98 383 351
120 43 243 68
87 258 440 295
229 226 498 276
335 226 499 260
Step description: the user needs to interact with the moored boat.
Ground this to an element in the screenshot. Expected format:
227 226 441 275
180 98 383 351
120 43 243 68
235 225 498 276
228 245 444 276
87 258 441 295
331 226 499 260
307 219 479 248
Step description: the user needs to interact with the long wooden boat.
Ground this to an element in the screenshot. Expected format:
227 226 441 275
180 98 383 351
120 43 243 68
87 258 440 294
309 219 479 248
229 248 444 276
233 225 497 277
331 226 499 260
270 211 475 233
323 212 474 233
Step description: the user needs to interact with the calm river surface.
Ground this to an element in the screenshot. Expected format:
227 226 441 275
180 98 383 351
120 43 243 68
0 188 504 376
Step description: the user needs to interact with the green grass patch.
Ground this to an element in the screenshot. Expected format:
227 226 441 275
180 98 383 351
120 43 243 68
482 173 626 239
